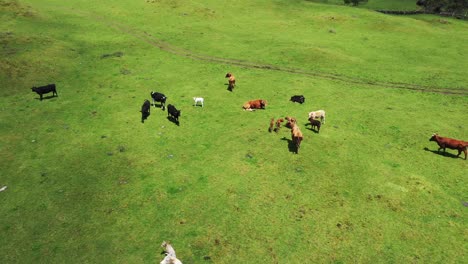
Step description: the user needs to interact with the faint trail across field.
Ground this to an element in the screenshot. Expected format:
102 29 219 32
65 7 467 96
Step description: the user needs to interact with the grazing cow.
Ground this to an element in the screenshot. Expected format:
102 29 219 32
225 73 236 91
285 116 297 128
242 99 267 111
429 133 468 160
274 118 284 133
167 104 181 124
193 97 204 107
290 123 303 154
290 95 305 104
140 99 151 123
150 91 167 110
31 84 58 101
308 110 326 124
268 118 275 132
308 117 321 133
161 241 182 264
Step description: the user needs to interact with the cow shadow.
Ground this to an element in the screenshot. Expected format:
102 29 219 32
423 147 460 159
304 123 319 134
167 116 180 126
34 95 57 101
281 137 296 153
152 103 165 110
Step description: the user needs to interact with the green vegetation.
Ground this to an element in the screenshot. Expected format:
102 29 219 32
309 0 418 10
1 0 467 263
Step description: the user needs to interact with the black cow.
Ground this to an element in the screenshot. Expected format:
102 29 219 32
31 84 58 101
290 95 305 104
140 100 151 123
150 91 167 110
167 104 181 124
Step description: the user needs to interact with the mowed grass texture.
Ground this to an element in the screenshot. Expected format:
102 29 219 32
0 0 467 263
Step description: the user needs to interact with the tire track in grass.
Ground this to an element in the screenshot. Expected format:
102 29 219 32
63 7 467 96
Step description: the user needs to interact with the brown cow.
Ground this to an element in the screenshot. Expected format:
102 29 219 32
268 118 275 132
308 117 321 133
274 118 284 133
429 133 468 160
291 123 303 154
225 73 236 91
242 99 267 111
285 116 297 128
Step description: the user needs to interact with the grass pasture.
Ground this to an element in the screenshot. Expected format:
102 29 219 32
1 0 467 263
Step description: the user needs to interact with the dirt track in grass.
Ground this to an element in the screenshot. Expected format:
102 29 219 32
66 8 468 96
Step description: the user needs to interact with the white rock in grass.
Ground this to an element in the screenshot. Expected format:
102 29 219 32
0 186 7 192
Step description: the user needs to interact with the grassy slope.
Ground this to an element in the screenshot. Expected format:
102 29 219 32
0 0 467 263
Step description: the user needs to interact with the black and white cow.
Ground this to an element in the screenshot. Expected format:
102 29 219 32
150 91 167 110
140 100 151 123
290 95 305 104
167 104 181 124
31 84 58 101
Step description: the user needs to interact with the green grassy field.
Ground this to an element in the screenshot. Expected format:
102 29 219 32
1 0 467 263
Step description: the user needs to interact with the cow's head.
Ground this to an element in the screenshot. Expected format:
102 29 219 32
429 133 438 141
31 87 37 92
225 73 232 78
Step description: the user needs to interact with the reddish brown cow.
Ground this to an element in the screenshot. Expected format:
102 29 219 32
242 99 267 111
429 133 468 160
225 73 236 91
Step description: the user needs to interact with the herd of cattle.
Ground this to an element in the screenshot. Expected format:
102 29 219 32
31 75 467 158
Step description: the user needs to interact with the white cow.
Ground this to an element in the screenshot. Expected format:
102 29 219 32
160 241 182 264
308 110 326 124
193 97 204 107
160 255 183 264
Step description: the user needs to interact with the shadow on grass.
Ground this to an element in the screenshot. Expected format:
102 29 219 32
167 116 180 126
152 103 165 110
34 95 57 101
304 123 319 134
225 83 234 92
423 147 463 159
281 137 296 154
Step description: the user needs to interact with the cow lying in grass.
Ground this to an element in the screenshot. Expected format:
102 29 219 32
160 241 182 264
290 95 305 104
243 99 267 111
225 73 236 91
31 84 58 101
140 100 150 123
429 133 468 160
308 110 326 124
151 91 167 110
